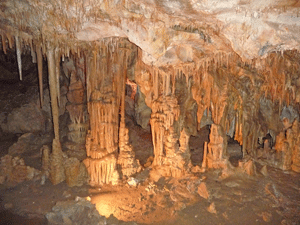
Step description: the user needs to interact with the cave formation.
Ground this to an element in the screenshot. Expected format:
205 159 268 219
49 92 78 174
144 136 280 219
0 0 300 224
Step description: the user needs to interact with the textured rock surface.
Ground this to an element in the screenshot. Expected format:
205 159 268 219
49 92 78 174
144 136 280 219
1 0 299 65
1 103 47 134
0 154 41 186
45 198 106 225
64 157 88 187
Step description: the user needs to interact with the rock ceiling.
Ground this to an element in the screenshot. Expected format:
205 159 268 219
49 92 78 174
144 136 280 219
1 0 300 66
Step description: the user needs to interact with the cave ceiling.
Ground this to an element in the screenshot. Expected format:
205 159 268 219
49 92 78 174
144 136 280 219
0 0 300 67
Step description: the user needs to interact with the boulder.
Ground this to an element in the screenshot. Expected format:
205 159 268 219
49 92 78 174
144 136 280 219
46 198 106 225
197 182 209 199
2 103 46 133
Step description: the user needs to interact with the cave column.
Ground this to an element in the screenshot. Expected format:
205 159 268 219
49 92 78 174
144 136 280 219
47 46 60 140
64 57 88 160
83 43 120 186
117 47 141 178
150 92 191 178
47 45 65 185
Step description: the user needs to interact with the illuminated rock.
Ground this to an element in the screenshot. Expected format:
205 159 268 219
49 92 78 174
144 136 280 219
206 124 228 169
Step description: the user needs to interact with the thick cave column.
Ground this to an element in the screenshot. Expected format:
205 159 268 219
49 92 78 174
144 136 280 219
149 71 192 178
83 39 138 185
65 58 88 160
83 42 120 186
84 90 120 185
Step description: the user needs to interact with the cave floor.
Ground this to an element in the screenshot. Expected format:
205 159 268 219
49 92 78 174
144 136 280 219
0 162 300 225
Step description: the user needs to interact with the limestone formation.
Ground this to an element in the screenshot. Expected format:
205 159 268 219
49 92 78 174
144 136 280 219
206 124 228 169
64 157 88 187
150 95 191 178
83 39 137 185
65 61 89 160
41 145 50 182
197 182 209 200
273 120 300 172
0 0 300 193
49 139 66 185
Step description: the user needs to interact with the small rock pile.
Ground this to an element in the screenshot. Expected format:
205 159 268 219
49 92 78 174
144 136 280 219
0 154 40 186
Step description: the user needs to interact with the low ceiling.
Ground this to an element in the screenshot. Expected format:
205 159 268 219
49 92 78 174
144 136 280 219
0 0 300 67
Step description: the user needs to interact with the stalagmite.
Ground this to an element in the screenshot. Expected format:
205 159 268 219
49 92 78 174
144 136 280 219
15 36 22 80
49 138 66 185
64 157 88 187
206 124 228 169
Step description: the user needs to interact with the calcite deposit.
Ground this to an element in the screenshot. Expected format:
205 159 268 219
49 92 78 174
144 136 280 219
0 0 300 189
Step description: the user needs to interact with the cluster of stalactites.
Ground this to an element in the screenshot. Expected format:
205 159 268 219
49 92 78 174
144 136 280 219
1 31 44 105
86 100 119 157
0 29 90 145
259 51 300 106
138 48 300 161
83 154 119 185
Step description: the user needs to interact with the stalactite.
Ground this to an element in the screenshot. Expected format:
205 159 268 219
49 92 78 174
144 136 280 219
30 40 36 63
55 47 61 107
47 45 60 140
1 33 7 54
15 36 22 80
6 33 13 49
36 45 44 107
202 142 208 168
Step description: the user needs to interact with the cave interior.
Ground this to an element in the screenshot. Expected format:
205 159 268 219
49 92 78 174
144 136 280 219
0 0 300 224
